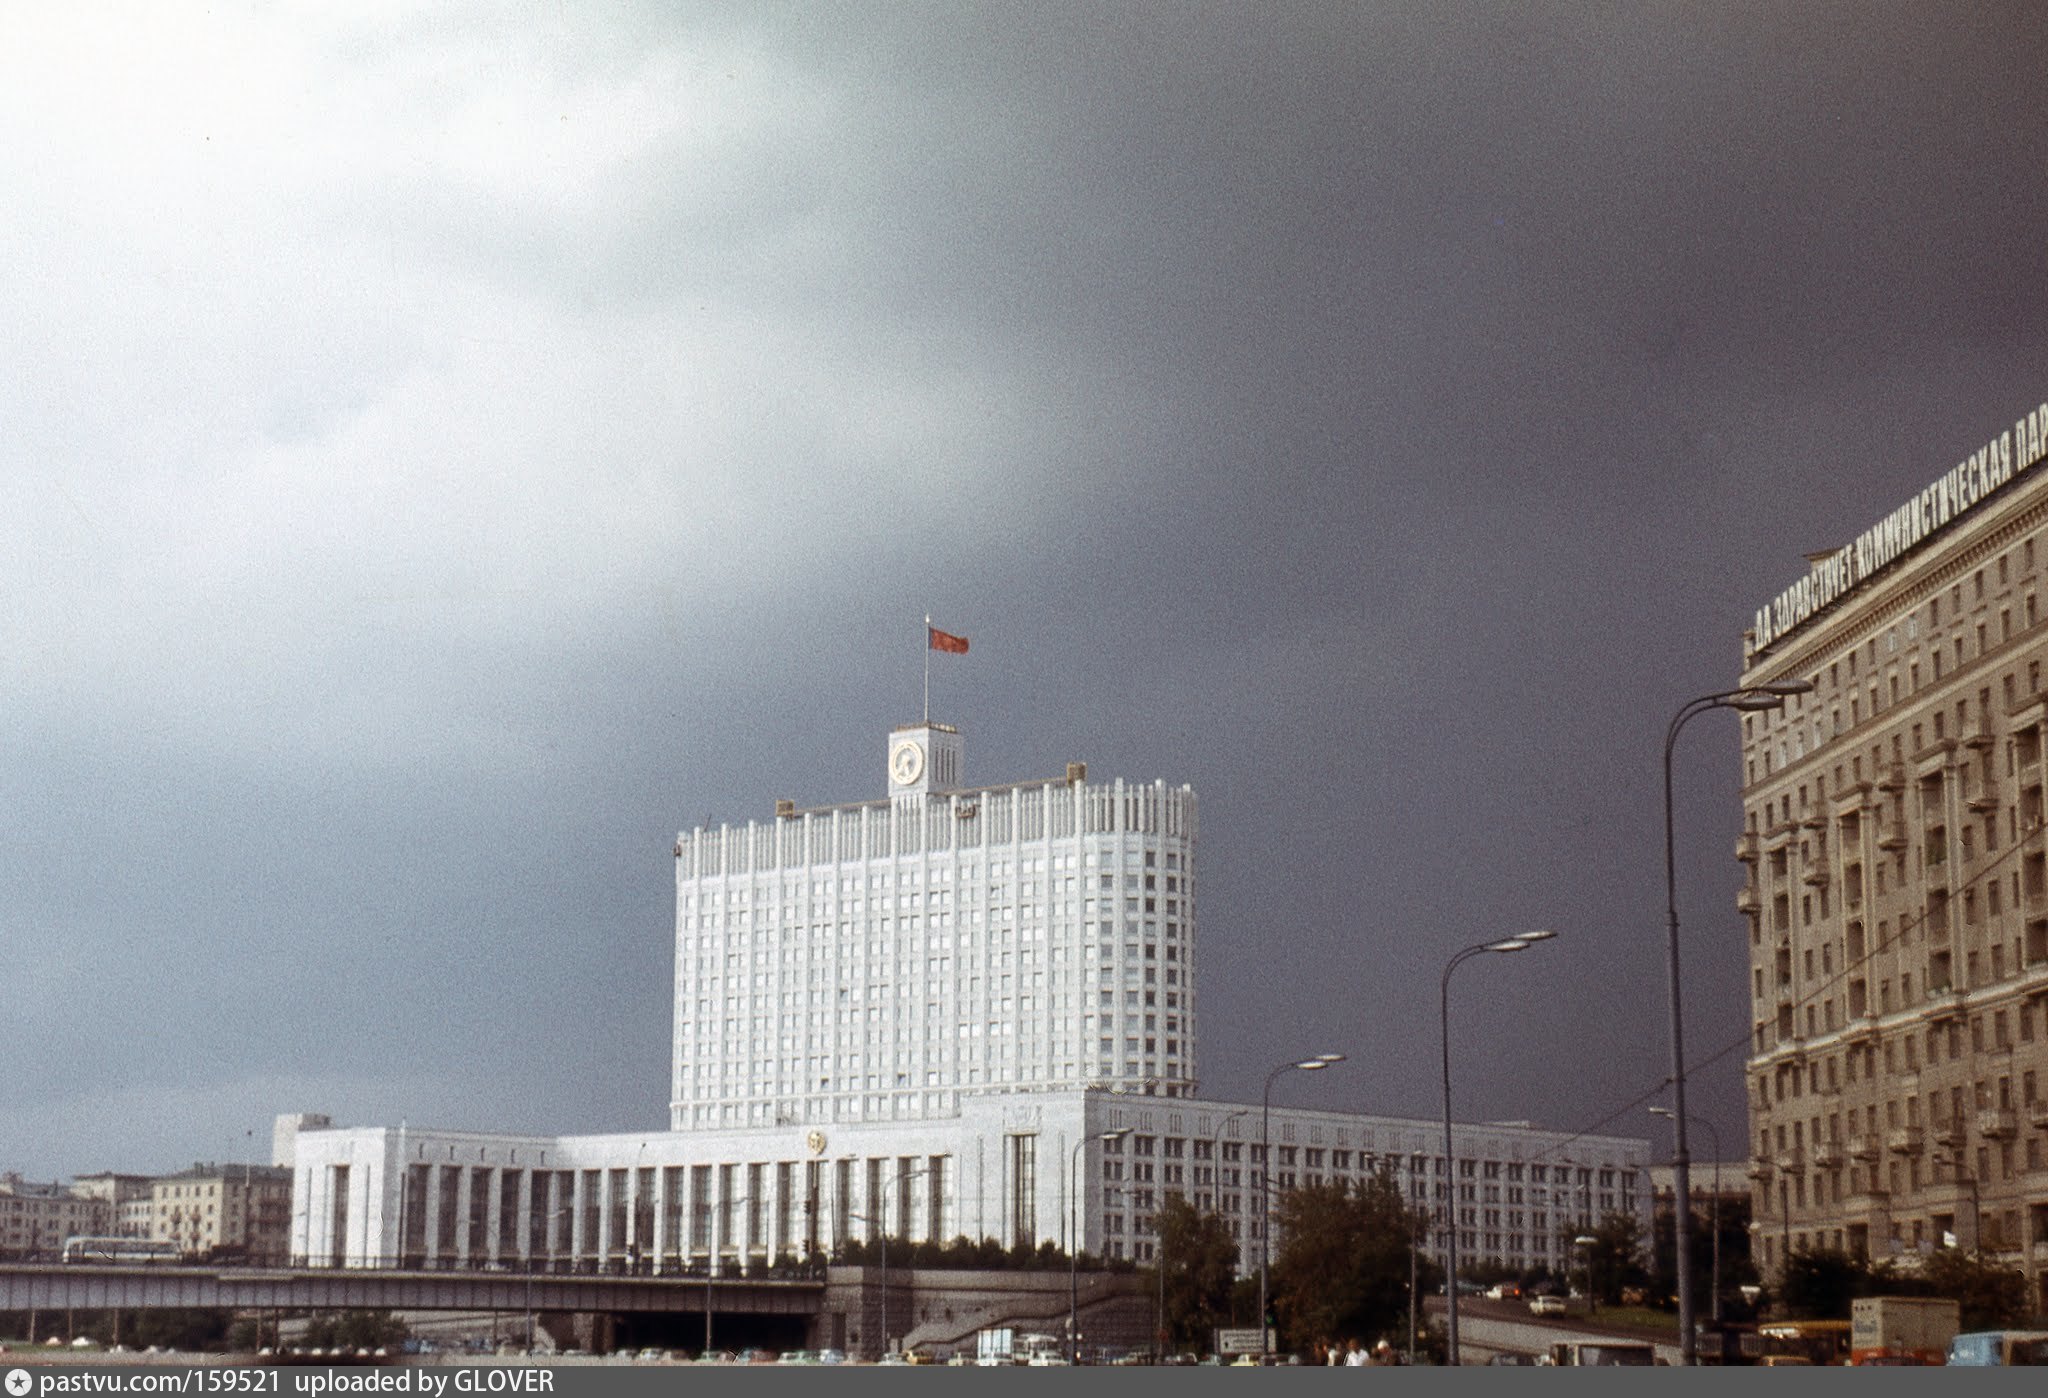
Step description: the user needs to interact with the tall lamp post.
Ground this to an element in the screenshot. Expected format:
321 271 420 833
1441 930 1557 1365
1574 1233 1599 1314
1651 1105 1722 1326
1070 1128 1131 1365
1260 1052 1344 1363
851 1163 930 1359
1665 680 1811 1363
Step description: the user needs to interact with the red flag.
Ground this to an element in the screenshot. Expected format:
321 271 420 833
928 626 969 654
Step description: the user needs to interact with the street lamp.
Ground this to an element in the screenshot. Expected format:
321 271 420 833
1665 679 1810 1363
1070 1127 1131 1365
1574 1233 1599 1315
1651 1105 1721 1326
851 1163 930 1359
1260 1052 1344 1363
1441 930 1557 1365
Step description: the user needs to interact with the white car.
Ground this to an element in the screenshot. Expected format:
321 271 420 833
1528 1295 1568 1317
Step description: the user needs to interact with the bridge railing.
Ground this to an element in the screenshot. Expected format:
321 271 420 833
2 1248 826 1282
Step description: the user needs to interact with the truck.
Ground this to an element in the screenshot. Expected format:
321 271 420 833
1849 1296 1960 1365
974 1327 1014 1365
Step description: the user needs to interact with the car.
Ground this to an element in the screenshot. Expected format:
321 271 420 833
1485 1283 1522 1300
1487 1352 1538 1365
776 1351 815 1365
1529 1295 1569 1316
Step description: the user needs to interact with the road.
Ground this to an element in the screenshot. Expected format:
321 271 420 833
1440 1298 1682 1365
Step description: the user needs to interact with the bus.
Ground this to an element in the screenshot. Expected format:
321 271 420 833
61 1237 180 1264
1755 1319 1851 1366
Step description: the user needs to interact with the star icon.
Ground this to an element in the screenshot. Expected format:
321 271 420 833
5 1368 32 1397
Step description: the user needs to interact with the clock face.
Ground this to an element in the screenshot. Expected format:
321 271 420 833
890 739 925 785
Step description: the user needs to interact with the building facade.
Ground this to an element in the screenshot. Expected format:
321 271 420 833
150 1163 293 1262
671 721 1197 1131
1739 398 2048 1309
286 1095 1644 1278
0 1174 110 1258
288 719 1646 1276
71 1172 159 1238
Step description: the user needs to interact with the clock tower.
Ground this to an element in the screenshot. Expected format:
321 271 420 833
887 721 962 797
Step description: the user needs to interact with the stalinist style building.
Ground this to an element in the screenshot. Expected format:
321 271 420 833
1739 396 2048 1313
285 717 1645 1284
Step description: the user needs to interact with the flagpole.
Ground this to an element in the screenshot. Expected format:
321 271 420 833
923 614 931 725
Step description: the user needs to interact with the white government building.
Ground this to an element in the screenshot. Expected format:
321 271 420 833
286 720 1647 1275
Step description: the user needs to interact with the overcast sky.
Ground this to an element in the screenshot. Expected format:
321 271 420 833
7 2 2048 1180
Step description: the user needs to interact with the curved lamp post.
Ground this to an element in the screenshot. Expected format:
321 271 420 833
1651 1105 1721 1327
1259 1052 1343 1363
1070 1127 1131 1365
1441 930 1557 1364
1665 680 1811 1362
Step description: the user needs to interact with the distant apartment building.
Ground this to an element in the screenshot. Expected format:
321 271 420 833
71 1172 159 1238
0 1173 110 1257
151 1163 293 1262
1739 397 2048 1311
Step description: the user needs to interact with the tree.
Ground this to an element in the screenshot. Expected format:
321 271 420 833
1650 1191 1755 1313
1883 1250 2032 1331
1154 1194 1238 1352
1268 1169 1421 1355
1779 1246 1868 1319
1562 1213 1646 1307
300 1311 409 1354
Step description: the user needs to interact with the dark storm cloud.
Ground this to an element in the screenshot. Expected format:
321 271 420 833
4 2 2047 1175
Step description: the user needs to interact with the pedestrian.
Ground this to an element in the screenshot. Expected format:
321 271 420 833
1343 1339 1367 1366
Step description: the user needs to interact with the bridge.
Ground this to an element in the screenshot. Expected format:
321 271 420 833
0 1262 822 1321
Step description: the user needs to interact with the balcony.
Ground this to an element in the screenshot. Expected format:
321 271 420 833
1847 1135 1881 1162
1736 832 1759 863
1803 866 1831 888
1978 1108 2019 1140
2030 1101 2048 1130
1886 1127 1924 1155
1965 726 1998 751
1746 1159 1773 1182
1736 887 1761 915
1812 1142 1844 1169
1775 1147 1806 1175
1968 786 2001 814
1933 1122 1966 1149
1877 764 1907 793
1878 830 1909 852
